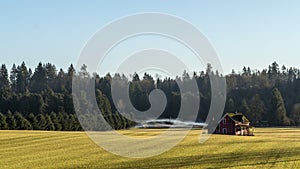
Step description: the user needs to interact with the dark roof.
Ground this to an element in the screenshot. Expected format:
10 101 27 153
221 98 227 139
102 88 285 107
224 113 250 123
236 123 254 128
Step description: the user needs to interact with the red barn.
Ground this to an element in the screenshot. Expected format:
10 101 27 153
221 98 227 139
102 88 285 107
214 113 254 136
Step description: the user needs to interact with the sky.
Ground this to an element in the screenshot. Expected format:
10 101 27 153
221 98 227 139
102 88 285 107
1 0 300 75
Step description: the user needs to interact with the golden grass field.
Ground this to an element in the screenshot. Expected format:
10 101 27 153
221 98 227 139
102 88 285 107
0 128 299 169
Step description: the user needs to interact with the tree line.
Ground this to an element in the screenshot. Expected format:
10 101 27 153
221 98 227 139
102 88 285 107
225 62 300 126
0 61 300 131
0 62 136 130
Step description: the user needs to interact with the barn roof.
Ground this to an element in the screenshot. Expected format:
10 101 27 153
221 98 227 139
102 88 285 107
221 113 250 123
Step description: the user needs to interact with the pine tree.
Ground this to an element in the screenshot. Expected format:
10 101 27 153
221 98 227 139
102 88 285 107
0 112 8 129
270 88 290 126
45 114 55 131
36 114 47 130
16 62 29 93
50 112 62 131
10 64 18 93
14 112 32 130
31 62 47 93
0 64 10 94
6 111 16 130
249 94 264 124
240 99 250 117
225 98 236 113
28 113 39 130
290 103 300 126
56 112 66 130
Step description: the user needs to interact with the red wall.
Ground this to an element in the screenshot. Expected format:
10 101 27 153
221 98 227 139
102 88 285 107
218 115 235 135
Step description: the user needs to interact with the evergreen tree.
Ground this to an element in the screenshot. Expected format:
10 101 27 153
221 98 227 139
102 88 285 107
290 103 300 126
72 114 82 131
19 94 44 115
16 62 29 93
57 112 66 130
45 114 55 130
240 99 250 118
56 69 66 92
249 94 264 124
30 62 47 93
64 93 75 114
14 112 32 130
270 88 290 126
45 63 57 89
225 98 236 113
6 111 16 130
36 114 47 130
28 113 39 130
0 64 10 92
64 114 76 131
66 64 75 92
10 64 18 93
0 112 8 129
50 112 62 131
0 61 300 130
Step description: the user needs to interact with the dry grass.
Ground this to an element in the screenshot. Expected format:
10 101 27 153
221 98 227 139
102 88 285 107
0 128 299 168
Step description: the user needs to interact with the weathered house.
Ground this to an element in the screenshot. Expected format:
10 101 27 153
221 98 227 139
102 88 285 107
214 113 254 136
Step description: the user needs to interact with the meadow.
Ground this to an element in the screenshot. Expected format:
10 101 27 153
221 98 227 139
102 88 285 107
0 128 299 169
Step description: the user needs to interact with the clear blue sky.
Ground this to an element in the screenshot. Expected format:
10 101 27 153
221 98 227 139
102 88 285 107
1 0 300 74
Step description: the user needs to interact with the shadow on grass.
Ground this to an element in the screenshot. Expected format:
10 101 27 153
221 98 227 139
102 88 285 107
112 147 300 169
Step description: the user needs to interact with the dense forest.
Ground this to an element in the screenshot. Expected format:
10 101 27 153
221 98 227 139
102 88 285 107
0 61 299 131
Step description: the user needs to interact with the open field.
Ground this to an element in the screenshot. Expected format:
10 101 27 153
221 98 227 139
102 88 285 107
0 128 300 169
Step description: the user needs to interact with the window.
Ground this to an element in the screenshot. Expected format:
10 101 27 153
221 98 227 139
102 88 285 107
223 119 226 124
222 128 227 134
